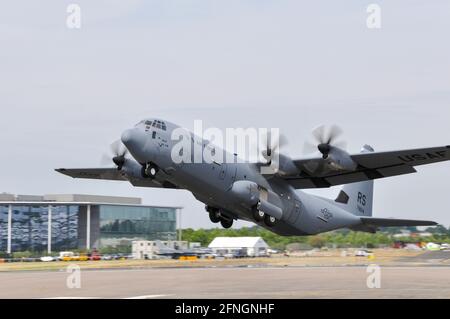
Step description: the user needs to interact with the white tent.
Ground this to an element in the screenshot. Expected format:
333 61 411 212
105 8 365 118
208 237 269 257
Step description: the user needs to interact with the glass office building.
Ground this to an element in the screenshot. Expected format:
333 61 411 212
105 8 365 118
98 205 178 247
0 194 180 254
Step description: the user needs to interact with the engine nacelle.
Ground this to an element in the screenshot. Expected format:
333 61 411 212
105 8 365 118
120 160 143 179
326 146 357 171
275 154 300 176
230 181 284 219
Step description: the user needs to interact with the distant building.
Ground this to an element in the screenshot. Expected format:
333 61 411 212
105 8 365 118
416 232 433 238
208 237 269 257
393 231 434 239
189 242 201 249
0 193 181 254
132 240 188 259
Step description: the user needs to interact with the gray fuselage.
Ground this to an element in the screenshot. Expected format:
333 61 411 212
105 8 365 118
122 119 361 236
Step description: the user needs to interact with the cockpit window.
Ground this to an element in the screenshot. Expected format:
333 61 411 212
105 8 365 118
145 120 152 126
150 120 167 131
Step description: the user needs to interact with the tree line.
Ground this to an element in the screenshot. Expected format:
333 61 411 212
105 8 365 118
181 225 450 250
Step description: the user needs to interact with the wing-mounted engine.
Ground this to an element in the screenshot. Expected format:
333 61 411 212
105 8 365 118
314 145 357 172
230 181 284 220
254 131 300 176
120 159 144 179
299 125 358 176
273 154 301 176
101 140 142 179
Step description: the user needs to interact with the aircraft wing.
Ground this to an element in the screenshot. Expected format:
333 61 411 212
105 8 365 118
55 168 180 189
360 217 437 227
282 145 450 189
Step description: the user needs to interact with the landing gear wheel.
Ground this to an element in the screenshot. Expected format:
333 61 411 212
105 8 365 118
220 219 233 229
142 163 159 178
209 211 221 223
264 214 277 227
252 205 265 222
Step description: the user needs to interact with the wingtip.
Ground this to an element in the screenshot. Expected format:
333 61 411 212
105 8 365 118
55 168 72 178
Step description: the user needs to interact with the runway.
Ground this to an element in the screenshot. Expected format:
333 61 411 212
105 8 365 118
1 266 449 299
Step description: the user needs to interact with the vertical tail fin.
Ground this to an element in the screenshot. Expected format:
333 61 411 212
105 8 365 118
335 145 374 216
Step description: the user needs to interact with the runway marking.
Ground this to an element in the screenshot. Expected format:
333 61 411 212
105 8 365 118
124 294 172 299
42 297 100 299
15 265 450 276
43 295 172 299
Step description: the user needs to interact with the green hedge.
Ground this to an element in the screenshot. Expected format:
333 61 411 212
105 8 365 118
180 225 450 250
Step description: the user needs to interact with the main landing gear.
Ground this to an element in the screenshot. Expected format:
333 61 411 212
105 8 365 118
206 206 234 229
252 205 265 222
142 162 159 178
208 209 221 223
220 219 233 229
264 214 277 227
251 204 278 227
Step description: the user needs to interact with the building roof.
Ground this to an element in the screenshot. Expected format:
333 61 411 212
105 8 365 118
0 193 182 209
0 202 182 209
208 237 268 248
44 194 141 205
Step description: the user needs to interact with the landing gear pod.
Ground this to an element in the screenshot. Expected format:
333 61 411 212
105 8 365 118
229 180 259 206
257 200 283 220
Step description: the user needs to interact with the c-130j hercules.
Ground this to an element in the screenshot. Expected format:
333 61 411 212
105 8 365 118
57 119 449 235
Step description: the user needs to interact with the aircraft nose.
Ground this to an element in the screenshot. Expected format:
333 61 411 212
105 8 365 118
121 129 134 146
120 128 151 163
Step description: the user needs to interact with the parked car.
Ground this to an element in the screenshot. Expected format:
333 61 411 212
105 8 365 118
58 251 74 261
90 254 101 261
355 250 373 257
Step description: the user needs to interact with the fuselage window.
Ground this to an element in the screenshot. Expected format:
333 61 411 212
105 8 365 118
152 131 156 139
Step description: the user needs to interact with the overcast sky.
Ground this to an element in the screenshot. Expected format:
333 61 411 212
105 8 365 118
1 1 450 228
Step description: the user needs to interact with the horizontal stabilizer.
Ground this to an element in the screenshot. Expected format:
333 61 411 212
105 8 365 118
56 168 126 181
360 217 437 227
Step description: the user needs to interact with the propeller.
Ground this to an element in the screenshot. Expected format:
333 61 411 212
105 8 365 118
303 125 347 159
260 131 288 164
100 140 129 170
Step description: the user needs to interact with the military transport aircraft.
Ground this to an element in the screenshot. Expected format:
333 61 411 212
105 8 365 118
56 119 450 236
